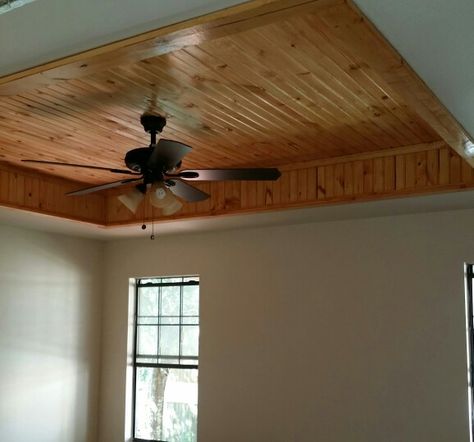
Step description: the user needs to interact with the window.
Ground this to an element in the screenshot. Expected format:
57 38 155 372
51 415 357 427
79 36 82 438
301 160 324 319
466 264 474 442
133 276 199 442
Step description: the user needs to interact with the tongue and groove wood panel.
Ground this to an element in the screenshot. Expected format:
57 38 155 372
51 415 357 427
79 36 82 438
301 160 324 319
0 0 440 186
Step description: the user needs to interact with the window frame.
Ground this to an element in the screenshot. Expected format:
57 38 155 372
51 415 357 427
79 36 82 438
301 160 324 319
466 264 474 442
132 277 199 442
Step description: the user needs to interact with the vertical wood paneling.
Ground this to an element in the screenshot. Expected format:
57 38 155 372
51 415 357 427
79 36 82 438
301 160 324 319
353 160 364 195
298 169 308 201
317 166 326 200
307 167 317 201
415 151 427 188
0 165 104 223
395 155 405 191
2 143 474 227
325 165 334 198
374 158 384 193
343 163 353 196
450 152 462 184
426 149 439 186
334 163 344 197
363 160 373 194
383 157 395 192
405 153 416 188
439 148 450 185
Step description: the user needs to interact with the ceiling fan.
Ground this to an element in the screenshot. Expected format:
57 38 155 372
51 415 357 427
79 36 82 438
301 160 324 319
22 114 281 215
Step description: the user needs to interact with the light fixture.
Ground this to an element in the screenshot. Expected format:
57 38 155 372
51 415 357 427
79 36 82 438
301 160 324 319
161 199 183 216
464 139 474 157
118 187 145 213
150 183 183 215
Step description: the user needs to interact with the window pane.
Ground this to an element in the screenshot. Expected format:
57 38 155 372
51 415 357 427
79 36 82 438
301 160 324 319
161 286 180 316
137 356 158 364
139 287 158 316
138 316 159 325
181 326 199 357
162 277 183 283
183 285 199 316
135 367 198 442
161 316 180 325
138 326 157 356
158 357 179 364
160 326 179 356
182 316 199 325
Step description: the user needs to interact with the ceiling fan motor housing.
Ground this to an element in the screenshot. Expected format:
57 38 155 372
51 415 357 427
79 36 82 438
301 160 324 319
124 147 152 173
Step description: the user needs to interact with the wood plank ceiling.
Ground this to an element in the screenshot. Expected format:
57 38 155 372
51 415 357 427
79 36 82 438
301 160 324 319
0 0 472 226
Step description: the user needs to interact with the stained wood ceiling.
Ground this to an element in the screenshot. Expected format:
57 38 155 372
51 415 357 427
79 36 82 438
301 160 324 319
0 0 472 226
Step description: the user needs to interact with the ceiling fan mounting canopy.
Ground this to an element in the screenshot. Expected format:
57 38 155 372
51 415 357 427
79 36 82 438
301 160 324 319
22 113 282 214
140 113 167 134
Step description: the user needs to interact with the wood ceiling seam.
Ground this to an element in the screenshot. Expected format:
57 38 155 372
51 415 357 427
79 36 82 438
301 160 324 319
222 33 396 153
277 17 437 144
229 27 390 153
109 60 270 153
188 40 350 158
109 64 262 166
164 47 341 158
232 25 406 150
1 95 131 161
169 45 338 158
181 42 366 157
211 28 408 152
16 89 145 142
16 88 145 148
69 70 234 167
123 56 308 163
278 141 446 171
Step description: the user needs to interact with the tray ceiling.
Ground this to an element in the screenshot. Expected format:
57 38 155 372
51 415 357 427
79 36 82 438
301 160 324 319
0 0 472 227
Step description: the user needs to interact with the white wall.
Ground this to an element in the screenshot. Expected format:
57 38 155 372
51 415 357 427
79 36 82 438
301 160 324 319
99 208 474 442
0 224 103 442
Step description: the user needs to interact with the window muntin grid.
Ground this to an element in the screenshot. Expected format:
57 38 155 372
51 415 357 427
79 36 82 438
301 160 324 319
132 276 199 441
135 277 199 367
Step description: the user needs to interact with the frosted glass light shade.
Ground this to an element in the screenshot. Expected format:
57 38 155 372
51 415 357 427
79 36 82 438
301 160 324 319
150 183 175 208
150 183 183 215
161 199 183 215
118 187 144 213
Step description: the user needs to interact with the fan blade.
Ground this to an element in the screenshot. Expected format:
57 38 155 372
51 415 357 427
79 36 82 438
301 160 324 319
147 139 192 171
167 180 210 202
22 159 138 175
66 178 142 196
177 168 281 181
